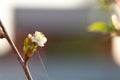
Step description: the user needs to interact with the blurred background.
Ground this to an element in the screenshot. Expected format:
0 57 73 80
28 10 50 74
0 0 120 80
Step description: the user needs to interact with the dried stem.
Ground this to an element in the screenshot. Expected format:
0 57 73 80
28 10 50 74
0 20 33 80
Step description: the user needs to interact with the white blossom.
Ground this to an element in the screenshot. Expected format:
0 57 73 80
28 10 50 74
28 34 32 38
111 14 120 30
31 31 47 47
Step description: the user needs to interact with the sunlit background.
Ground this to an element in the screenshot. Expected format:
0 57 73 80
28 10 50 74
0 0 120 80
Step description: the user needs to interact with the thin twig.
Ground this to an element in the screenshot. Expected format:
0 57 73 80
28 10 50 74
37 51 50 80
0 20 33 80
23 62 33 80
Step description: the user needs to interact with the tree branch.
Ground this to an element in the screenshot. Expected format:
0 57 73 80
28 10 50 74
0 20 33 80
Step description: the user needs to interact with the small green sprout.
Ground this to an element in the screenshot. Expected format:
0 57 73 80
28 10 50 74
88 14 120 36
24 31 47 62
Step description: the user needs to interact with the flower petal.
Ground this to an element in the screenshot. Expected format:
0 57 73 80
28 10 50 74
111 14 120 30
31 31 47 47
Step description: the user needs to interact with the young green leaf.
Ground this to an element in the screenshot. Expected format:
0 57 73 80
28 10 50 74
88 22 109 32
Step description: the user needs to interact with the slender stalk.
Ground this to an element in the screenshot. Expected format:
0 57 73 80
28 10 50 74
23 63 33 80
37 51 50 80
0 20 33 80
